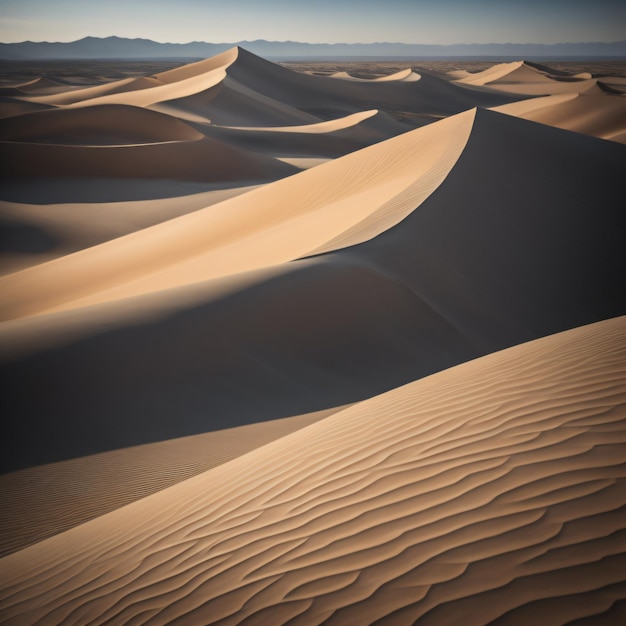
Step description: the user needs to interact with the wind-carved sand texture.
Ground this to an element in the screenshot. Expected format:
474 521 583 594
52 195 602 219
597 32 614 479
1 317 625 624
0 49 625 624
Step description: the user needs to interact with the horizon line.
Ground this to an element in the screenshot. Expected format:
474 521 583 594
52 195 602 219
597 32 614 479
2 36 625 46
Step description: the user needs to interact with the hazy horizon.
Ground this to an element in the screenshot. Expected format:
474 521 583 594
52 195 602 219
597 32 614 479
1 0 624 45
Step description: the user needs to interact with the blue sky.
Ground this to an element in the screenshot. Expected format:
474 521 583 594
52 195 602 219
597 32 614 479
0 0 624 44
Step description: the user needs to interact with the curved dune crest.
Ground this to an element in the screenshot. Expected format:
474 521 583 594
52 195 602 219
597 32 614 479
331 68 421 82
67 67 228 108
151 47 239 83
20 76 163 106
0 316 624 625
0 108 475 320
216 108 379 133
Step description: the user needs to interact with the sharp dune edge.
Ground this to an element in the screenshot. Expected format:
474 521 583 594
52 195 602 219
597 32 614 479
1 48 626 624
1 317 625 625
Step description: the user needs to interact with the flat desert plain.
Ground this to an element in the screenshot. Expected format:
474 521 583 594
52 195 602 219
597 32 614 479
0 49 625 624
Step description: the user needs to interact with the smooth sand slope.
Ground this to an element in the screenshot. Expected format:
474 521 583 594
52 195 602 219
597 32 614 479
1 108 625 473
1 316 624 625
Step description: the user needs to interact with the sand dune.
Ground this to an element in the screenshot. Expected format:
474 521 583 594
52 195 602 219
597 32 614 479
1 108 624 473
0 103 204 143
0 108 475 320
20 76 162 105
330 68 421 82
454 60 554 86
0 316 624 625
141 47 517 128
17 51 238 109
454 60 598 95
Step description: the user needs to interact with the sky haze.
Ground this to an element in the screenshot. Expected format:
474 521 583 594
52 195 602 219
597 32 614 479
0 0 624 45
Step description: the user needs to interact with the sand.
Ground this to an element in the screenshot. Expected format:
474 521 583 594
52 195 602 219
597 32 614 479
1 316 624 624
1 49 625 624
0 405 347 558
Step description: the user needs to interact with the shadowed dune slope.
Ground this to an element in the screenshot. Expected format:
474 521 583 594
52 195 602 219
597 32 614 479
0 183 260 274
0 98 54 119
0 316 624 625
201 110 410 159
0 405 344 557
0 109 625 472
0 103 204 144
0 132 296 181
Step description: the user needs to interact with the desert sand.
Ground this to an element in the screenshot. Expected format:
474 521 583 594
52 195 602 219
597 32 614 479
1 316 625 624
0 48 625 624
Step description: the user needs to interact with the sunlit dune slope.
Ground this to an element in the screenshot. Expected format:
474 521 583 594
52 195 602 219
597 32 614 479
1 316 624 625
492 89 626 144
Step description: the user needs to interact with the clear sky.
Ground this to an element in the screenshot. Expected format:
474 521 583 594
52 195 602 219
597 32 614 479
0 0 624 44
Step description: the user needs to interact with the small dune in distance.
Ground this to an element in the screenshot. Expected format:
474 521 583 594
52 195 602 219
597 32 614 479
0 44 625 625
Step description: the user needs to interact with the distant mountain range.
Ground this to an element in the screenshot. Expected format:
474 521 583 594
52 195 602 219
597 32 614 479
1 36 626 60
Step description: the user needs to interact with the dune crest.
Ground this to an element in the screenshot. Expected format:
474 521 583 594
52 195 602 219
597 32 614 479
331 68 421 82
0 316 624 625
216 108 379 133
